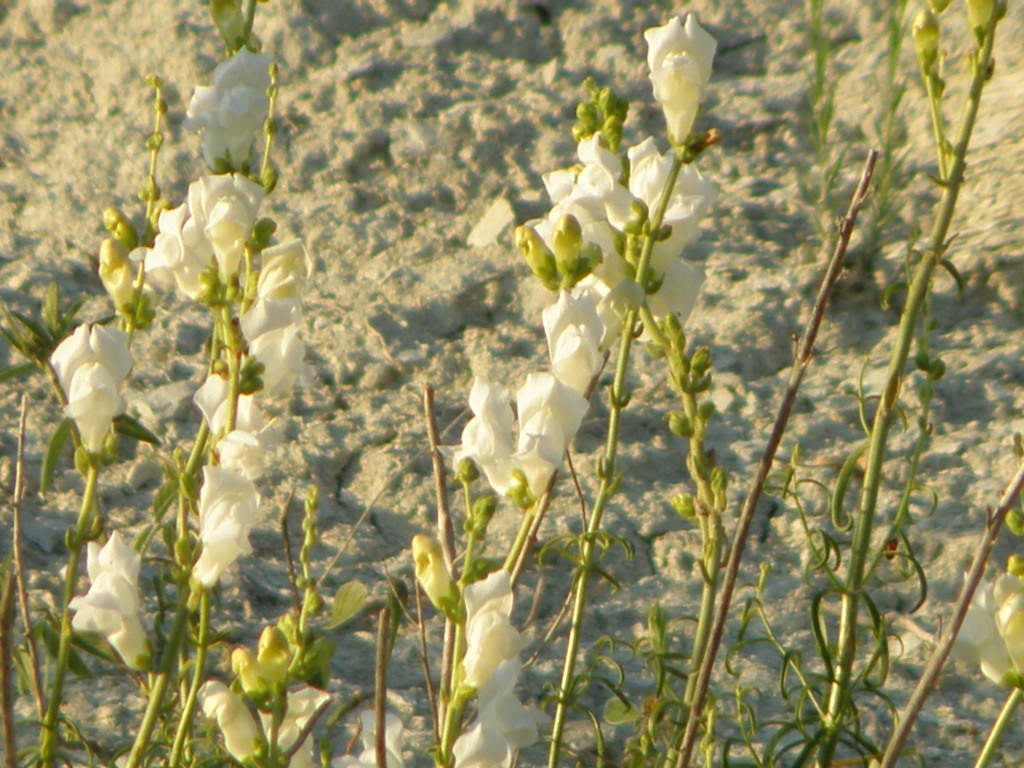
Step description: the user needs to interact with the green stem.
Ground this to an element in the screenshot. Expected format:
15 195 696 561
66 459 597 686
547 152 686 768
818 20 998 765
168 591 210 768
39 461 99 766
241 0 258 49
974 688 1023 768
124 580 193 768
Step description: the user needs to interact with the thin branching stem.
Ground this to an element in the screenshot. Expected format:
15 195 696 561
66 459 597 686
671 150 877 768
820 19 998 763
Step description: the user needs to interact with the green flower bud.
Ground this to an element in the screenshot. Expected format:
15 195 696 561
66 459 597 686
913 9 940 72
1009 554 1024 578
551 214 584 279
257 626 291 686
102 207 138 250
211 0 245 48
966 0 994 31
667 411 693 438
671 493 697 522
928 0 951 11
515 224 558 290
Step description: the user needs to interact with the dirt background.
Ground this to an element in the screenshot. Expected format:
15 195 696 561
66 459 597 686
2 0 1024 764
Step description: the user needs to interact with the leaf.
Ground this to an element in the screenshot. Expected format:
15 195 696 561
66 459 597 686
10 310 52 349
603 697 639 726
326 581 367 629
113 414 161 446
0 361 37 386
41 418 74 496
42 282 60 336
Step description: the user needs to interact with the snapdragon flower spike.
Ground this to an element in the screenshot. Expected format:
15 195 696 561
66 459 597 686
50 324 133 454
644 14 717 145
185 47 272 170
69 531 150 669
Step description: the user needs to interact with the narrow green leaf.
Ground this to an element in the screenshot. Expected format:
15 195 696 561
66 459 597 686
326 581 367 629
0 361 37 386
11 310 52 348
113 414 161 446
42 282 60 336
41 418 73 495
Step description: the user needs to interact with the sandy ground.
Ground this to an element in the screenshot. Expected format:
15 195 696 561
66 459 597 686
2 0 1024 764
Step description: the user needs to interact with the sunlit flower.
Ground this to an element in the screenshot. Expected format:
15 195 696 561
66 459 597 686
412 534 456 611
462 570 525 689
644 15 717 144
513 373 587 497
50 324 132 453
194 374 280 479
452 721 511 768
543 291 603 395
258 239 313 301
454 378 516 495
138 203 213 300
193 466 260 588
955 572 1024 686
188 174 265 283
259 686 331 768
200 681 262 762
185 48 272 169
477 660 544 750
69 531 149 669
240 298 310 397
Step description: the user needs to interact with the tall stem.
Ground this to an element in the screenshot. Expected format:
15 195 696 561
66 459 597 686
974 688 1023 768
546 152 685 768
818 20 997 764
39 460 99 767
168 591 210 767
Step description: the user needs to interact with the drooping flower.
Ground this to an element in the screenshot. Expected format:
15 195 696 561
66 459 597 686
185 48 272 169
954 572 1024 686
331 710 407 767
69 531 149 669
462 570 525 689
200 681 262 762
193 466 260 588
50 324 133 453
644 15 717 144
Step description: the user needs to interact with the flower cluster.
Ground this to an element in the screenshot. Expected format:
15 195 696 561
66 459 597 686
954 570 1024 687
454 571 542 767
69 531 149 669
50 324 133 454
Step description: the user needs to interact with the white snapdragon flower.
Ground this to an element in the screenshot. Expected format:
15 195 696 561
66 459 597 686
462 570 525 689
50 324 132 453
193 374 281 479
331 710 406 767
69 531 149 669
454 378 516 495
139 203 214 300
477 660 544 750
259 686 331 768
200 681 262 762
412 534 456 610
185 48 272 169
513 373 587 497
188 174 265 283
258 239 313 301
240 298 310 397
644 15 717 144
452 721 512 768
193 466 260 588
542 291 603 395
955 572 1024 686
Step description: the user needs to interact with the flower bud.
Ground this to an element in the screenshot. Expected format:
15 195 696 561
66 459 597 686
412 534 456 611
257 625 291 686
912 9 940 72
967 0 993 30
231 647 267 699
551 214 584 278
211 0 245 47
103 207 138 249
928 0 951 11
515 224 558 290
99 238 135 309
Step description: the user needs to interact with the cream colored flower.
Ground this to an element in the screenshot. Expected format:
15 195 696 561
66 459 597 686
462 570 525 689
200 681 262 761
331 710 406 767
955 572 1024 686
188 174 264 283
258 239 313 301
194 466 260 588
644 15 717 144
70 531 149 669
453 378 516 495
412 534 456 610
542 291 603 395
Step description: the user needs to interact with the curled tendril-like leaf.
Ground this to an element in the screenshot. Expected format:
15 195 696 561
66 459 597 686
830 441 867 532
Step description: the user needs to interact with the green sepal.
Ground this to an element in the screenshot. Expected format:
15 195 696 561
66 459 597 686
113 414 161 446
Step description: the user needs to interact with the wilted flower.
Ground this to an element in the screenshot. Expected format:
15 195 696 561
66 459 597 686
454 378 516 495
462 570 525 689
644 14 717 144
69 531 149 669
193 466 260 588
331 710 406 767
50 324 133 453
954 572 1024 686
200 681 262 762
185 48 272 169
258 239 313 301
542 291 603 395
188 174 265 283
412 534 456 611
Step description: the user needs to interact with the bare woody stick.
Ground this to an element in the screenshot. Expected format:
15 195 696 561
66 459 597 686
671 150 878 767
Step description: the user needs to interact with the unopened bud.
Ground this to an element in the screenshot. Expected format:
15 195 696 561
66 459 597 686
551 214 584 280
412 534 456 611
515 224 558 289
211 0 245 46
1009 554 1024 578
912 9 940 72
928 0 951 11
231 647 266 698
99 238 135 309
257 626 291 686
102 207 138 250
966 0 994 30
